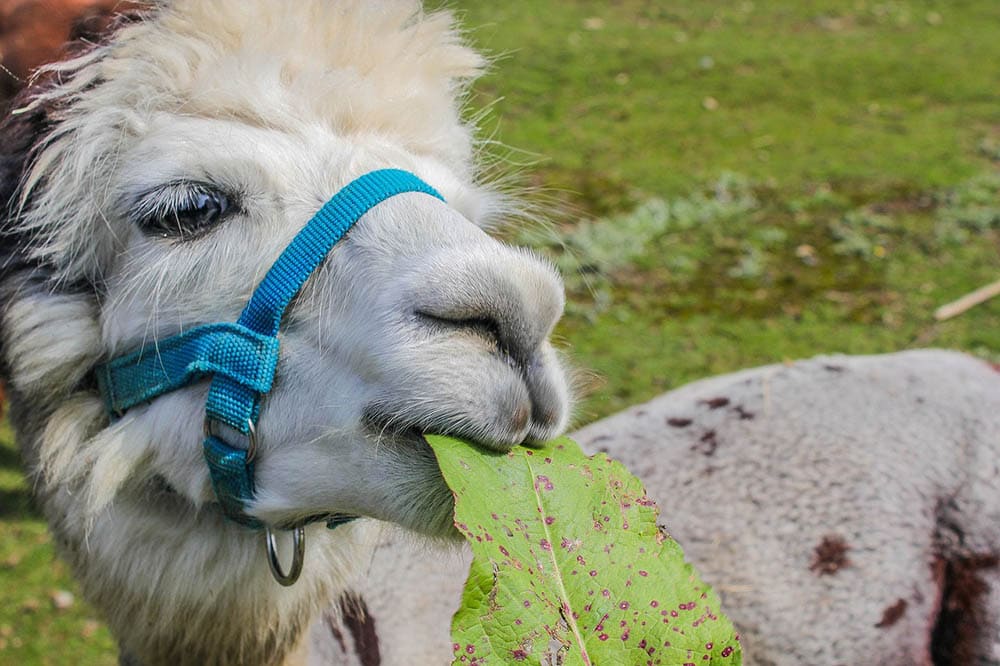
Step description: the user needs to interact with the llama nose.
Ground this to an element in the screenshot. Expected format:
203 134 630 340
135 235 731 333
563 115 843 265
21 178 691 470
410 244 564 365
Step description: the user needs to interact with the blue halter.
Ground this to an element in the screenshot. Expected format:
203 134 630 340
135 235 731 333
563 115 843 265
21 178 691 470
96 169 444 532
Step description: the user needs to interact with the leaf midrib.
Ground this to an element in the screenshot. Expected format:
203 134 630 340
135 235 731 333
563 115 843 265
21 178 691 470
524 450 592 666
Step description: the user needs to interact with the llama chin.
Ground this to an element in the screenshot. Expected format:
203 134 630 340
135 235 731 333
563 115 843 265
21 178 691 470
0 2 572 663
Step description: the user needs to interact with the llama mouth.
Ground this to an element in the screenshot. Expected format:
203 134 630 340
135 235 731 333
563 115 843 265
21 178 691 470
360 405 529 453
350 415 460 537
360 409 423 441
361 416 459 456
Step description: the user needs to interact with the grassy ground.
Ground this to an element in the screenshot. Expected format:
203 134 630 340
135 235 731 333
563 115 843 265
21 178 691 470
2 1 998 662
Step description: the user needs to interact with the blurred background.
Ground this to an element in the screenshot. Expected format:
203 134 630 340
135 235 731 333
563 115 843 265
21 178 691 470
1 0 997 662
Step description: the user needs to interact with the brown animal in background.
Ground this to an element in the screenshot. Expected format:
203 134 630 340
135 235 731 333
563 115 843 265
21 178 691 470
0 0 143 104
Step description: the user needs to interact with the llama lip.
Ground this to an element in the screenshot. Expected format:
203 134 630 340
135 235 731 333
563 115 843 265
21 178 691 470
360 405 527 455
360 414 425 443
360 410 471 448
361 397 534 452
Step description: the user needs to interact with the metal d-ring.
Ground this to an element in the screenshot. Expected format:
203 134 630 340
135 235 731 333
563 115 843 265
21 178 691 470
203 418 258 463
265 525 305 586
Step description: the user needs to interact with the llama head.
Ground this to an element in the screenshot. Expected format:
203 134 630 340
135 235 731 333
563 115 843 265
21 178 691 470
0 0 571 539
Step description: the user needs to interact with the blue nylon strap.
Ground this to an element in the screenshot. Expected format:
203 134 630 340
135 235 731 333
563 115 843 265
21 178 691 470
95 169 445 528
241 169 443 336
96 322 280 416
204 169 444 433
204 435 262 528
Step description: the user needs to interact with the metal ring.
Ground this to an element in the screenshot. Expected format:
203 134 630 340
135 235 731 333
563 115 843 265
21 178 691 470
203 417 258 463
265 525 305 586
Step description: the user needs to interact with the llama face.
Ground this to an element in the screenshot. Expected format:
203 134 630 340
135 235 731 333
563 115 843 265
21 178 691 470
101 117 570 533
1 0 571 537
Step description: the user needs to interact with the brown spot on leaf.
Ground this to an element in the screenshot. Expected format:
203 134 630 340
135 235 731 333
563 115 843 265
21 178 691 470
875 599 908 628
700 397 730 409
667 417 693 428
732 405 755 420
810 535 851 575
656 524 672 544
823 364 845 372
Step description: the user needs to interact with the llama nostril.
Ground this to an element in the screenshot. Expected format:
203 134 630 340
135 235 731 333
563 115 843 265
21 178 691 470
409 246 564 367
415 311 505 351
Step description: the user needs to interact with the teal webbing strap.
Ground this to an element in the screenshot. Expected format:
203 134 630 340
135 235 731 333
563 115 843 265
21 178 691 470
96 323 279 417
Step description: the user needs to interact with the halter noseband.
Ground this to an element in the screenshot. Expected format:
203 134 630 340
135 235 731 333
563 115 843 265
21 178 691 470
96 169 444 585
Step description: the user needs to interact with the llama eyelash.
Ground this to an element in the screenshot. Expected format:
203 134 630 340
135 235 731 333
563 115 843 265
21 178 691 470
130 181 242 240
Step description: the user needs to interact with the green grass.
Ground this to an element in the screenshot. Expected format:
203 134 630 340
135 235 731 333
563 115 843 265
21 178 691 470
532 171 1000 419
455 0 1000 201
0 418 116 665
3 1 999 661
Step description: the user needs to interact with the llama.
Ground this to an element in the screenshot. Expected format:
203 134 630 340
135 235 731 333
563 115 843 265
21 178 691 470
4 3 998 666
311 350 1000 665
0 2 572 664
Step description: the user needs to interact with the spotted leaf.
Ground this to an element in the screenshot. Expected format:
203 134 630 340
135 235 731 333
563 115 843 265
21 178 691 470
427 434 742 665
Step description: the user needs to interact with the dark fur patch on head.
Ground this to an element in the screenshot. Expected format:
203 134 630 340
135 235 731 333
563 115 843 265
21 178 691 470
0 88 59 377
810 535 851 575
0 92 52 220
667 417 692 428
875 598 907 628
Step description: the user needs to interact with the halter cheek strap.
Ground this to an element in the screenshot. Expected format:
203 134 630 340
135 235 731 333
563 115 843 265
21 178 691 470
96 169 444 533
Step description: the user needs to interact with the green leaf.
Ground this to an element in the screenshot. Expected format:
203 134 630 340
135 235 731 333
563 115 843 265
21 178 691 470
427 434 742 666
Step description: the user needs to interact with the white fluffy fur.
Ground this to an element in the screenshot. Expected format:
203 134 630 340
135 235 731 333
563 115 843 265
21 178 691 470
3 293 102 393
3 2 572 664
20 0 493 282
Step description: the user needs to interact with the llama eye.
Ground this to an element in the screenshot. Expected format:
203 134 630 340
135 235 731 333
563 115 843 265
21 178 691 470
133 183 236 240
